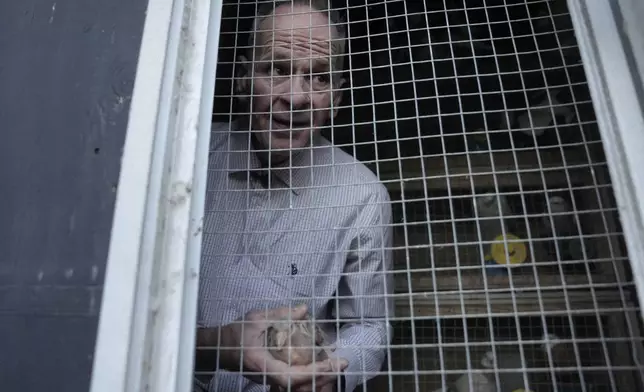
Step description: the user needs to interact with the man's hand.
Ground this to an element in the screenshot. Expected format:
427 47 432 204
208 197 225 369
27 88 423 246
213 304 347 390
273 374 342 392
318 383 337 392
289 359 346 392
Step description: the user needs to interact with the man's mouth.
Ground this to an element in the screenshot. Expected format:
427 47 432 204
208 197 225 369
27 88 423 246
271 117 310 130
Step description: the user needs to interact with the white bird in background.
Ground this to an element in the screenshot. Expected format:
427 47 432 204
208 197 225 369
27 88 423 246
542 196 575 236
473 194 514 242
474 194 513 219
431 373 496 392
540 332 579 369
480 348 534 392
541 195 585 261
516 89 576 137
498 89 576 139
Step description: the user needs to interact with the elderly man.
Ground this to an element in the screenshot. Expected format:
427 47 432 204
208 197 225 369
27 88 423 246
195 1 394 391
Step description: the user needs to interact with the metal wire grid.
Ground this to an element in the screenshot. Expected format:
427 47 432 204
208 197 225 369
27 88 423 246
389 316 618 391
391 189 622 289
196 0 644 391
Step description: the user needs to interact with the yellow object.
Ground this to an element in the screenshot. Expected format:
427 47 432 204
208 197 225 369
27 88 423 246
489 233 527 265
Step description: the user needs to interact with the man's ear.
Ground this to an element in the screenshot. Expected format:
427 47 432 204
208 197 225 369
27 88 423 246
331 77 346 118
235 55 251 102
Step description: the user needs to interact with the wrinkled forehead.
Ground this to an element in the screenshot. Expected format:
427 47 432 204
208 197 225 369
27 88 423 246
254 5 334 61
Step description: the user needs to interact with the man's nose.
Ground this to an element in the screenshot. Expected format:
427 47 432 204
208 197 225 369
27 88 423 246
285 75 311 110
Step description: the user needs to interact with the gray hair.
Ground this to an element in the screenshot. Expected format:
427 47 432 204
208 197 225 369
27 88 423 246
246 0 347 84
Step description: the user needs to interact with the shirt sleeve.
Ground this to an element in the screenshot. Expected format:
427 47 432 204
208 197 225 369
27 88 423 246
328 184 395 392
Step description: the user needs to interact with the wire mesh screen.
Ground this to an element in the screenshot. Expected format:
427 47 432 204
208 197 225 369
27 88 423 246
197 0 644 391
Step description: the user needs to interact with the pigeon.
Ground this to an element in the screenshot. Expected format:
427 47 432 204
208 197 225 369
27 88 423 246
264 317 336 392
541 333 579 369
542 196 575 236
480 348 534 392
264 317 333 366
432 373 497 392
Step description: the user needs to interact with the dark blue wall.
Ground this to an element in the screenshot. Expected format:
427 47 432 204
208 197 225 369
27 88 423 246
0 1 148 390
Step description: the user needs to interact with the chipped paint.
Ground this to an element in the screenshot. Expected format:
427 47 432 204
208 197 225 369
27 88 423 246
168 181 192 206
49 3 56 23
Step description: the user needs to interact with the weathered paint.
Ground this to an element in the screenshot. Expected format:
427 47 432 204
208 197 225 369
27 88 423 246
0 0 148 390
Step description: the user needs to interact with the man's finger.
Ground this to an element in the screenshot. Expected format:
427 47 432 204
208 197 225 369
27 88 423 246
248 348 290 374
289 374 343 392
327 357 348 372
274 359 333 387
267 303 309 322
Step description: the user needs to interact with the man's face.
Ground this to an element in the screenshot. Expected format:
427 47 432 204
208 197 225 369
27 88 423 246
237 5 343 158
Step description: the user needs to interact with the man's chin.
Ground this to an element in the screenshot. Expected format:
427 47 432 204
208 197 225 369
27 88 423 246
267 142 308 154
253 136 303 157
267 132 311 150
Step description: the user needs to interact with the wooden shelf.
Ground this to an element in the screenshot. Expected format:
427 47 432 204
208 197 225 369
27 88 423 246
366 149 595 191
389 219 625 292
377 315 623 392
393 291 629 318
394 273 621 293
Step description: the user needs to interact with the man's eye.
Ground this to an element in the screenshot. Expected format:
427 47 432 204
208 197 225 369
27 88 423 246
313 73 330 86
272 65 287 76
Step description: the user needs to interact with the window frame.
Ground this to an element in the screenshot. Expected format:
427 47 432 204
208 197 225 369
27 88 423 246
89 0 223 391
89 0 644 391
568 0 644 318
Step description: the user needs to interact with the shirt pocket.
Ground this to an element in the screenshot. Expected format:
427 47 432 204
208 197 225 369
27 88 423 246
285 255 346 306
256 224 343 304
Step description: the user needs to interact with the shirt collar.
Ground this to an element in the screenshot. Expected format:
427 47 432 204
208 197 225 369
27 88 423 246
225 121 315 194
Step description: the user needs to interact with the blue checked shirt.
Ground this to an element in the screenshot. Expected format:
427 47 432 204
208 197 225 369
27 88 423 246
197 121 394 392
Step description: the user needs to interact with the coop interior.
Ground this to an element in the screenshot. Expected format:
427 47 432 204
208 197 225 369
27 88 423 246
207 0 644 391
